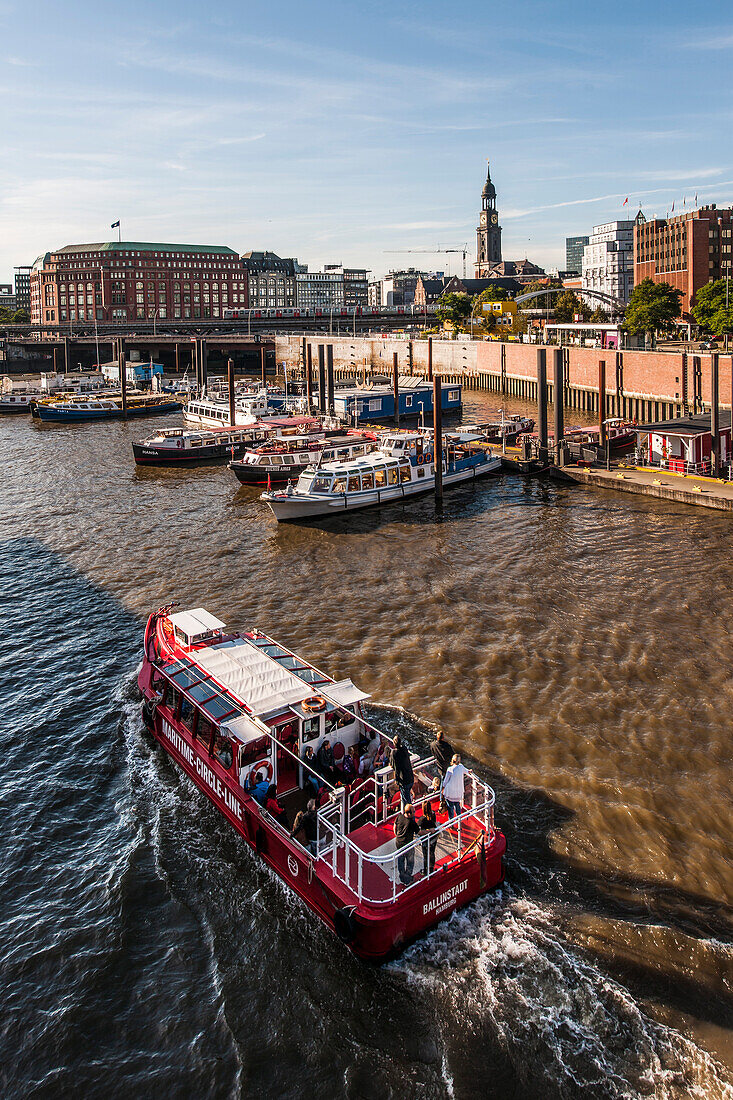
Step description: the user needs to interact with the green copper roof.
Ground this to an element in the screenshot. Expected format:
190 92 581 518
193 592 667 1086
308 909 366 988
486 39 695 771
54 242 238 256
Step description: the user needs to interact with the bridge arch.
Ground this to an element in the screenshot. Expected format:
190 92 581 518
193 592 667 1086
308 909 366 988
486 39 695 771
515 288 625 313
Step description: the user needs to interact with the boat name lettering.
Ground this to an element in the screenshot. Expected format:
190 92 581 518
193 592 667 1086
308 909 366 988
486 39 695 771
422 879 469 917
161 719 242 819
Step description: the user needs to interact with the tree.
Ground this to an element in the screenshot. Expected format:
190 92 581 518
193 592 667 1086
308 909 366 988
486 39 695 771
471 285 508 334
554 290 586 323
436 292 472 329
623 278 682 335
588 306 609 324
691 279 733 336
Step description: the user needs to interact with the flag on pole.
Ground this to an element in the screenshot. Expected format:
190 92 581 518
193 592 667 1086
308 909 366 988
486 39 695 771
110 220 120 228
671 201 675 212
622 196 629 206
695 193 698 204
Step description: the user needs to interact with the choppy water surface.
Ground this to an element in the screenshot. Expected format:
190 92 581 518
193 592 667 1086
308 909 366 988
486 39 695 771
1 393 732 1099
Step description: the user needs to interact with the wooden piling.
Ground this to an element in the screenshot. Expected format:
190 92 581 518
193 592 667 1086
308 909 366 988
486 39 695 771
228 357 236 427
433 373 443 505
393 352 400 427
306 344 313 409
260 345 266 389
327 345 335 416
52 346 58 372
598 360 606 451
536 349 548 458
427 337 433 382
175 342 180 374
552 348 564 464
711 352 720 475
119 338 128 418
318 345 326 414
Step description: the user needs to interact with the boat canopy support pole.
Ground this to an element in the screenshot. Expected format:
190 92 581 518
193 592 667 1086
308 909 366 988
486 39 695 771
598 359 607 454
118 337 128 417
393 352 400 427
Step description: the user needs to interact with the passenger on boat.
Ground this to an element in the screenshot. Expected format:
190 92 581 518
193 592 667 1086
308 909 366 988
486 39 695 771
360 730 381 773
265 784 288 826
317 739 338 783
300 746 322 796
430 731 455 778
250 773 270 806
394 803 419 886
441 755 468 819
419 801 438 874
290 799 318 856
390 735 414 809
341 745 359 779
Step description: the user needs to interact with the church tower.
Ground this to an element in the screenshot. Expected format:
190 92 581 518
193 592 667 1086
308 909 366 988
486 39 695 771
476 160 502 275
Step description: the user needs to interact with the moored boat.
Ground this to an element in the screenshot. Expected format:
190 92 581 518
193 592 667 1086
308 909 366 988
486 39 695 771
138 604 506 961
229 430 379 486
564 418 636 454
132 416 326 467
261 430 502 522
33 394 182 422
0 392 41 414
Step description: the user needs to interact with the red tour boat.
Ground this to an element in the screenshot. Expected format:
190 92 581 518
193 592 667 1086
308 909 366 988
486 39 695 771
138 605 506 961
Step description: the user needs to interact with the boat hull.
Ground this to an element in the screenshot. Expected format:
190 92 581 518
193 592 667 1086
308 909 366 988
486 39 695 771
133 440 251 466
138 667 505 961
36 400 182 422
230 461 308 486
263 457 503 521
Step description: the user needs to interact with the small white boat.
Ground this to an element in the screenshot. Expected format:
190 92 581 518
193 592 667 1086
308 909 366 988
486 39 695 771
261 430 502 522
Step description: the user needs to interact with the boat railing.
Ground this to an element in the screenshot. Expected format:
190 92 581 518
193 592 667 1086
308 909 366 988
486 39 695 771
315 762 496 905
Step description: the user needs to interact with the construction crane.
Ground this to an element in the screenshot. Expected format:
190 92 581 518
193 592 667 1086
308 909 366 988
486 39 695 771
383 245 470 279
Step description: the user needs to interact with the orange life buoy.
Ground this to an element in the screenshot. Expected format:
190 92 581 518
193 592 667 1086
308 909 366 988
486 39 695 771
248 758 273 785
302 695 327 713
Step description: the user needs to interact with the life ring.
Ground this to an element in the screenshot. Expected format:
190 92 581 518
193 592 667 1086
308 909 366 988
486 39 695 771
248 758 273 785
302 695 327 713
424 453 432 463
333 905 358 944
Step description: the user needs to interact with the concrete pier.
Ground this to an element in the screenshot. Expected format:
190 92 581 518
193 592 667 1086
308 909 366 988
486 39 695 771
559 463 733 511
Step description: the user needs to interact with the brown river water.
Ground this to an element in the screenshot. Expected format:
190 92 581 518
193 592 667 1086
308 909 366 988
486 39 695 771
1 387 731 1099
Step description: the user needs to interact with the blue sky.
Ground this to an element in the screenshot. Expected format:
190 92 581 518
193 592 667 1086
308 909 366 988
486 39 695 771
1 0 732 282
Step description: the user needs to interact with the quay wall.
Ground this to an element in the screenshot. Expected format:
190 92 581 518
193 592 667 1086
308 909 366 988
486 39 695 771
275 335 733 419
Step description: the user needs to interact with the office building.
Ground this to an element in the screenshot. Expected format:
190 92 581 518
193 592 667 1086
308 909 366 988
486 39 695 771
582 221 635 307
565 236 589 276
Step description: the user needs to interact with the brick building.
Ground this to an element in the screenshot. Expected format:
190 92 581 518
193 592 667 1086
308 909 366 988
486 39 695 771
634 204 733 318
30 241 243 325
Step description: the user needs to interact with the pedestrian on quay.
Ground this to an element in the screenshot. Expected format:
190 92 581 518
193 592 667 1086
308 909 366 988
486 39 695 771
394 803 419 886
390 734 414 809
429 730 455 778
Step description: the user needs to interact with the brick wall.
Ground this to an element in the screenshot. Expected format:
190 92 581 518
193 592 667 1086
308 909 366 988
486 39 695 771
275 336 733 406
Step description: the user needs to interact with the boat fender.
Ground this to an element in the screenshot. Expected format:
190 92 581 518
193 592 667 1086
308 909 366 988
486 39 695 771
333 905 357 944
302 695 327 713
141 698 157 730
248 759 273 785
177 440 182 449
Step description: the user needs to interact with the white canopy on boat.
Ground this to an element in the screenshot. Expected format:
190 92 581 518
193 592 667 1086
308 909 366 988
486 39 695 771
194 639 315 716
169 608 226 645
323 680 371 707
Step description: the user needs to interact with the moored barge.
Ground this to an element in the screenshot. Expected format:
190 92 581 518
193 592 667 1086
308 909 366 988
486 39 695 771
229 430 379 486
33 394 182 421
132 416 324 467
261 430 502 522
138 605 506 961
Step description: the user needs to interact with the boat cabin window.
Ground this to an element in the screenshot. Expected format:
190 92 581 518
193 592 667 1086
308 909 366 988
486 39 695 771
417 466 425 478
387 466 399 485
271 456 283 465
213 737 234 770
180 695 196 732
297 474 315 492
333 476 347 493
283 455 295 465
313 475 332 493
197 712 216 747
348 474 361 491
399 463 411 482
361 471 374 490
374 467 387 488
301 716 320 742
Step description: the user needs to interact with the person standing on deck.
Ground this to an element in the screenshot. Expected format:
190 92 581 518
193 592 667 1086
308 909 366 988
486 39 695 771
429 730 455 778
390 734 414 809
441 754 468 820
394 803 419 886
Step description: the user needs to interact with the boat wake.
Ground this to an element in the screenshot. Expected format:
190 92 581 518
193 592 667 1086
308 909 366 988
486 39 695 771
395 891 733 1100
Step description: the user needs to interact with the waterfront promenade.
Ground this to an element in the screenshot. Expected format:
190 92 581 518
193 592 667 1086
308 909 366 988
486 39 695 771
559 462 733 510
